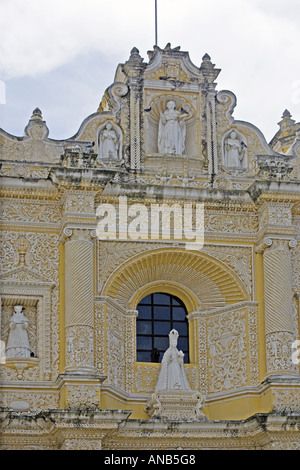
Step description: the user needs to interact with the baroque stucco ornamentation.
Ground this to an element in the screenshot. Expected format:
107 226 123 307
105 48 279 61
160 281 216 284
0 391 58 411
67 385 99 410
0 231 60 379
266 331 297 374
97 241 253 301
273 389 300 413
1 43 300 448
0 107 63 164
207 309 248 392
66 325 94 370
106 303 126 389
0 199 62 224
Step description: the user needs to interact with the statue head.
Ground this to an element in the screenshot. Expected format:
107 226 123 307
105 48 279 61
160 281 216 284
169 329 179 347
166 100 176 110
14 305 24 315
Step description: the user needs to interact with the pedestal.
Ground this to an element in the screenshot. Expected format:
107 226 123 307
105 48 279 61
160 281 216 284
145 389 206 422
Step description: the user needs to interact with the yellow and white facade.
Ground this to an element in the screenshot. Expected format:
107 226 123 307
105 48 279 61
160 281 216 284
0 44 300 450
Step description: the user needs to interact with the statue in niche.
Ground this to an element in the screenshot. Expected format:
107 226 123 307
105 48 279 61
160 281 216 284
98 122 120 160
5 306 31 359
158 101 187 155
155 329 191 391
223 131 247 168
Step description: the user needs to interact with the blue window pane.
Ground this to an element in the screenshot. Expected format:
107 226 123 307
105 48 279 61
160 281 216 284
182 352 189 363
136 321 152 335
173 322 188 336
137 336 152 350
172 307 186 321
153 306 170 320
137 351 152 362
154 336 169 351
137 305 152 319
139 295 152 305
154 322 171 336
172 297 182 306
178 337 188 352
153 293 170 305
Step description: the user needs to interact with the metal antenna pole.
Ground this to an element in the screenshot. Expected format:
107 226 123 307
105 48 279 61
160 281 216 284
155 0 158 46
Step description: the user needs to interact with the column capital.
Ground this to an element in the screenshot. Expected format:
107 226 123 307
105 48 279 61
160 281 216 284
255 237 273 254
60 226 97 244
255 237 297 254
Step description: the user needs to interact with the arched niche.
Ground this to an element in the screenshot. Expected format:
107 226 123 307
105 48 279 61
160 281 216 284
145 95 198 157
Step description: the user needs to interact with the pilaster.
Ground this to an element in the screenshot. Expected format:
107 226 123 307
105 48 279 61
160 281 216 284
257 237 298 376
63 228 96 374
124 48 145 171
207 90 218 178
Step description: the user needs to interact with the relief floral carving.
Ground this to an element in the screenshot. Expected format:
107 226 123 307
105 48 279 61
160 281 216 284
207 310 247 392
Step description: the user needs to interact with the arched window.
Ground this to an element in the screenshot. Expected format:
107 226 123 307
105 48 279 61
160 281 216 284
136 292 189 363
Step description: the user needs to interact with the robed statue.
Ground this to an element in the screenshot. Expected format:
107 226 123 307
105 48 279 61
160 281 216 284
158 101 187 155
155 329 191 391
5 305 31 359
98 122 120 160
224 131 247 168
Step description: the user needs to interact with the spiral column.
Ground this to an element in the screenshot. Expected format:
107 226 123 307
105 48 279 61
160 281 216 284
260 238 298 376
64 228 95 374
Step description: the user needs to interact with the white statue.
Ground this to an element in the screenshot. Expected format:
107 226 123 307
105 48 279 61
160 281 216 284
5 305 31 359
98 122 119 160
224 131 247 168
155 329 191 391
158 101 187 155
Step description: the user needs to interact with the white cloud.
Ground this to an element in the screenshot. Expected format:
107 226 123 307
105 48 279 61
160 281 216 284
0 0 154 79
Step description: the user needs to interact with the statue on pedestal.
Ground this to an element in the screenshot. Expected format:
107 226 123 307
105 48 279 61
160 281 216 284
5 306 31 359
145 329 205 421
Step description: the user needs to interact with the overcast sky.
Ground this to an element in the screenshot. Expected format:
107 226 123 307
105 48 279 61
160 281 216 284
0 0 299 143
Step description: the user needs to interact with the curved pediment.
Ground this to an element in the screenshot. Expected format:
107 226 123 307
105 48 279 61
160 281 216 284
145 43 220 85
0 266 54 287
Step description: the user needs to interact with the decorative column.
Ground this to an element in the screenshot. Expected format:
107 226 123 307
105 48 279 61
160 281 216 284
206 90 218 178
258 237 298 376
58 227 105 411
124 47 145 171
64 228 95 374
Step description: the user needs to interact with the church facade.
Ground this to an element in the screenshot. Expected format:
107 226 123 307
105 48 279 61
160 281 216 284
0 44 300 450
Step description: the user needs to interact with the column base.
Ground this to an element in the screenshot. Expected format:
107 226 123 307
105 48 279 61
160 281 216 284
262 374 300 414
57 370 107 410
